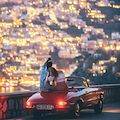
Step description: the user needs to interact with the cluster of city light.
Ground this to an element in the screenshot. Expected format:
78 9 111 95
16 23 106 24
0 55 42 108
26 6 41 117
87 10 106 19
113 5 120 9
92 56 117 76
96 0 120 9
20 75 39 86
105 45 120 51
0 0 120 87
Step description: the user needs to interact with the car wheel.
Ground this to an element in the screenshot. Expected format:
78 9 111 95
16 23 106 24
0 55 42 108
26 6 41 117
71 101 81 117
94 99 103 114
32 112 42 118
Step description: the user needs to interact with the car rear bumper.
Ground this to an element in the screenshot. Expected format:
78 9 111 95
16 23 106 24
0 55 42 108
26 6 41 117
26 105 74 113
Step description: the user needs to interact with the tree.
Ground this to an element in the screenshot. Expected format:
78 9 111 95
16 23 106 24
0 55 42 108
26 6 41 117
49 46 60 61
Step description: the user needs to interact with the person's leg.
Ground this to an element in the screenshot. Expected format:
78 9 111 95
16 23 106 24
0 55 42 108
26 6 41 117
46 81 51 90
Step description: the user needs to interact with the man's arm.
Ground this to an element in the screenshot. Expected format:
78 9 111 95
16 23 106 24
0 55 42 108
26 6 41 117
41 57 51 69
41 62 47 69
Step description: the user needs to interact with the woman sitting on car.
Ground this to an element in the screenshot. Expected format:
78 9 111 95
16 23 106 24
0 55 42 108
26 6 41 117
46 67 68 92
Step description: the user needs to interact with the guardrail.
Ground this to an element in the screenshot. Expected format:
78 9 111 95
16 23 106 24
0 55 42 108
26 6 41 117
91 84 120 103
0 84 120 119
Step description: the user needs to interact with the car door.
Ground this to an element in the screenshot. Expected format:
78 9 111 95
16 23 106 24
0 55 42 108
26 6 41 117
76 80 91 108
79 87 90 108
84 87 99 107
79 79 99 107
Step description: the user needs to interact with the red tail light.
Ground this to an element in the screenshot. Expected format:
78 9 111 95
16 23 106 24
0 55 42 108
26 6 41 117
59 101 67 106
26 101 31 107
56 101 67 108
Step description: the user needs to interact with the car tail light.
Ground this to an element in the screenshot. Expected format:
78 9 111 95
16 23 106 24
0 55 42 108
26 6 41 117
59 101 67 106
26 101 31 107
56 101 67 108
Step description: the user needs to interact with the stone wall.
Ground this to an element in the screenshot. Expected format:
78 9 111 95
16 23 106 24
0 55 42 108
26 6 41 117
0 91 37 119
0 84 120 119
97 84 120 103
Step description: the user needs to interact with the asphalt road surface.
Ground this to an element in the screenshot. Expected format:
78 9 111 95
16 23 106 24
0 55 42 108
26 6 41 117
8 102 120 120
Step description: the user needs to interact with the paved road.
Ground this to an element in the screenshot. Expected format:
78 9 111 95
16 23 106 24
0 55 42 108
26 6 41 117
8 102 120 120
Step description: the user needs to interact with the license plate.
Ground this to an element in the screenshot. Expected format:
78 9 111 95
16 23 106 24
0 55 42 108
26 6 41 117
36 104 53 110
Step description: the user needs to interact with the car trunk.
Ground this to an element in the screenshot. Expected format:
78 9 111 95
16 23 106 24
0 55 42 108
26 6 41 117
29 91 69 105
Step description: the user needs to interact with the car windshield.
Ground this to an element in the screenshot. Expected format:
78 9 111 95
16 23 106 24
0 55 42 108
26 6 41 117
66 76 89 88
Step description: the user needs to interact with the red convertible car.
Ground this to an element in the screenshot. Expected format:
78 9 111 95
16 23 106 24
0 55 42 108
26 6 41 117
26 77 104 118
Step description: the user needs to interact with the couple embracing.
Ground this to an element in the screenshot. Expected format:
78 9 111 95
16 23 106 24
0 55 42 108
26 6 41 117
40 58 68 92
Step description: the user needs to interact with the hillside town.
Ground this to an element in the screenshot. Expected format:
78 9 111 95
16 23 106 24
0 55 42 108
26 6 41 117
0 0 120 89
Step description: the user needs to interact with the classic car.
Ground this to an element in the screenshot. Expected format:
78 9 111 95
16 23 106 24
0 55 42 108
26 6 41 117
26 77 104 118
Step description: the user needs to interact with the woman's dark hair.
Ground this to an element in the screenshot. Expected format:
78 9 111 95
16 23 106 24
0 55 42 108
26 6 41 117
47 62 52 69
49 67 58 78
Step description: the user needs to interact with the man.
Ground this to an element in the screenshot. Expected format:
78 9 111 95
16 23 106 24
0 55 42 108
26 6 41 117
40 58 52 91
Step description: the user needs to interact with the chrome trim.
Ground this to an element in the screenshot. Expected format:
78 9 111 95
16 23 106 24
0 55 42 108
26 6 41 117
55 106 70 109
69 103 75 105
26 106 34 109
26 105 35 109
88 98 98 102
